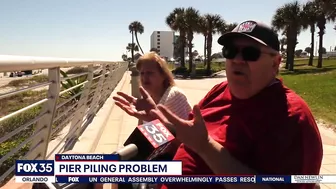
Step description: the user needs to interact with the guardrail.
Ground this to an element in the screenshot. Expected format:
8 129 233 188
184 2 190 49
0 55 128 186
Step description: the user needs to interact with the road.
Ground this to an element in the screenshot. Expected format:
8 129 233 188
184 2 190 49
0 68 72 88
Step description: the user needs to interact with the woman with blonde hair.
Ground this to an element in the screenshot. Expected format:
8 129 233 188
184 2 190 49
136 52 191 123
113 52 191 159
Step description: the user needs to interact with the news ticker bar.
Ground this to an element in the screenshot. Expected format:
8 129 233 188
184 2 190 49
15 175 336 184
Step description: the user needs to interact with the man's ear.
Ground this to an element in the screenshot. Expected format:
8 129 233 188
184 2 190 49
277 54 282 64
272 54 282 75
273 54 281 68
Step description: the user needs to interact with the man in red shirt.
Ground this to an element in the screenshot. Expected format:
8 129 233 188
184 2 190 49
113 20 323 189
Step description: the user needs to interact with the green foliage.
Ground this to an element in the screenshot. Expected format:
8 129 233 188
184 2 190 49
0 106 42 186
280 59 336 129
0 106 41 142
172 67 188 76
0 76 84 185
0 69 90 185
65 67 88 74
122 54 128 61
60 70 87 101
65 66 101 75
129 21 145 54
0 64 120 186
0 90 47 118
172 62 225 77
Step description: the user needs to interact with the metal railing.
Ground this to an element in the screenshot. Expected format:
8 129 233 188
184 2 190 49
0 55 128 186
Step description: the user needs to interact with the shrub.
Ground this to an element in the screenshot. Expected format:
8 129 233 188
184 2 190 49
65 66 102 75
6 75 48 87
65 67 88 74
60 71 87 101
31 75 49 83
0 106 42 186
172 62 225 77
172 67 188 76
0 90 47 118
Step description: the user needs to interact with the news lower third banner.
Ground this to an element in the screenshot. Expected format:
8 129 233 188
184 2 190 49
14 154 336 184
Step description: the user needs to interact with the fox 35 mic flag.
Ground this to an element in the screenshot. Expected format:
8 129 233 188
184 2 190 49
124 119 175 160
15 154 182 183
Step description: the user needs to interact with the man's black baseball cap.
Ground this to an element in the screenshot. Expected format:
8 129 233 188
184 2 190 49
218 20 280 52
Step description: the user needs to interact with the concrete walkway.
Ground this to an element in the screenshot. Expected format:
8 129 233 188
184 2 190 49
94 71 138 153
96 72 336 189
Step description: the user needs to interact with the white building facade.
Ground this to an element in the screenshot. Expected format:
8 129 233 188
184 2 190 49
150 31 174 59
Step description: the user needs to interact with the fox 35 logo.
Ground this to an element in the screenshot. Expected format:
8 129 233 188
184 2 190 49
15 160 54 176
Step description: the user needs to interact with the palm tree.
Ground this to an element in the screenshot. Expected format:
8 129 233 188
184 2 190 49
129 21 144 55
166 7 188 68
122 54 128 61
199 18 234 73
184 7 201 73
218 22 238 38
126 43 139 53
320 0 336 20
198 17 208 66
173 35 182 59
128 26 135 62
302 1 318 66
218 22 238 36
272 1 304 71
202 14 225 75
314 0 336 68
280 37 287 53
150 48 159 53
60 71 86 102
225 23 238 32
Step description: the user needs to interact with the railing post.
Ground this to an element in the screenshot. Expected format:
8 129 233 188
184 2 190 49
112 63 123 90
87 64 107 116
26 67 60 160
129 63 140 98
101 64 115 101
69 65 94 138
105 64 117 98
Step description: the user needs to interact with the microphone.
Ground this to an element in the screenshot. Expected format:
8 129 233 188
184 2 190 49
123 119 176 160
111 144 138 160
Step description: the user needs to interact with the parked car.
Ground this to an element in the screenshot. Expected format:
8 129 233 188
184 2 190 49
9 71 25 77
23 70 33 75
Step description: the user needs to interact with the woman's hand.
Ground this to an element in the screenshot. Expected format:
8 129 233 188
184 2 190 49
151 104 211 154
113 87 158 122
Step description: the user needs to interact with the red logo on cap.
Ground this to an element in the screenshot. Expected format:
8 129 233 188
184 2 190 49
237 21 256 32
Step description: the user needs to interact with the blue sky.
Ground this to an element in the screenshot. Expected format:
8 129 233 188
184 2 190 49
0 0 335 61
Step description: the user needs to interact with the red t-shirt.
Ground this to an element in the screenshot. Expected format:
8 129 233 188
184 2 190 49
159 80 323 189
